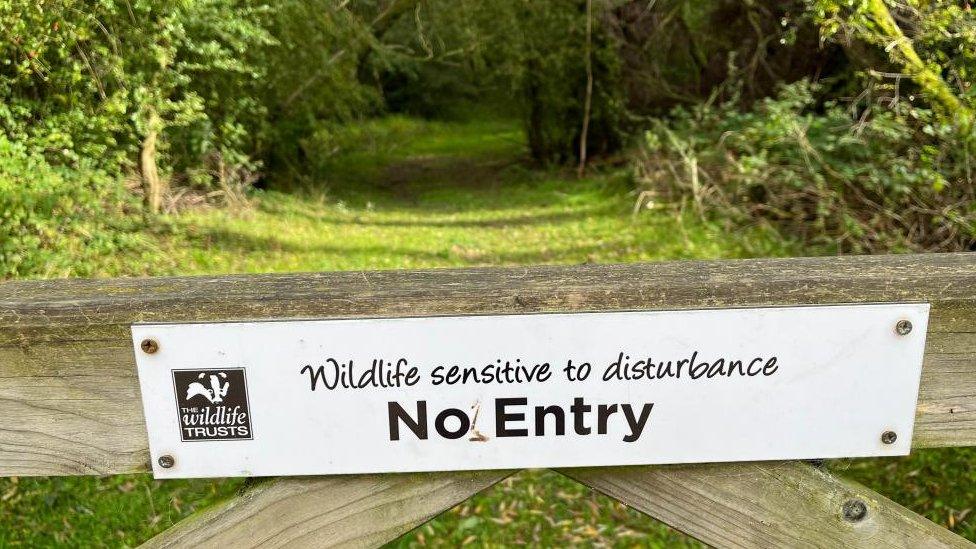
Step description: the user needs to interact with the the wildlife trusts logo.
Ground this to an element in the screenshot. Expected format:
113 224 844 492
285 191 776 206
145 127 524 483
187 371 230 404
172 369 252 441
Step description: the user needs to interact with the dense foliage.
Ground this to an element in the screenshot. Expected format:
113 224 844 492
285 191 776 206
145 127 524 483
1 0 975 277
632 0 976 252
2 2 976 545
639 81 975 252
0 0 386 273
371 0 627 163
1 0 275 180
0 135 143 277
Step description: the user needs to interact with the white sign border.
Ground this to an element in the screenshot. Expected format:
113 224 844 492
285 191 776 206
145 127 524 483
132 302 930 478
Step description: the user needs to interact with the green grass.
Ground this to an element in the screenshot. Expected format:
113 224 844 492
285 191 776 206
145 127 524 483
154 115 795 276
0 476 243 547
1 115 973 546
387 470 701 548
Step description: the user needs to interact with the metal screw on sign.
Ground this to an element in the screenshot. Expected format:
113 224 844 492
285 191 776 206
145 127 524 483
158 455 175 469
881 431 898 445
895 319 913 336
842 499 868 522
140 338 159 354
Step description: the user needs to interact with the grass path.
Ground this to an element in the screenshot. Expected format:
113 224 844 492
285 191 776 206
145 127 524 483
158 117 792 276
1 116 973 546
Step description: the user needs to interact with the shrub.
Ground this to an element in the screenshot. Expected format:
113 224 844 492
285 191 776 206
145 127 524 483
636 80 976 253
0 135 145 278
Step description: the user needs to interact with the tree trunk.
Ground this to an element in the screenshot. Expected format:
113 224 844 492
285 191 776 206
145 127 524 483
140 109 164 215
578 0 594 177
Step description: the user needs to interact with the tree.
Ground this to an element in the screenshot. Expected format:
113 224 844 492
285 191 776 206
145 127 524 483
811 0 974 132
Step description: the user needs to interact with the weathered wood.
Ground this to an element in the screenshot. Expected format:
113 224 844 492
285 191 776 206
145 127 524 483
140 470 511 548
1 252 974 475
564 461 975 548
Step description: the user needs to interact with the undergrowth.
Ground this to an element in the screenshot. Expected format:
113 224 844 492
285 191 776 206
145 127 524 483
0 135 152 278
637 80 976 253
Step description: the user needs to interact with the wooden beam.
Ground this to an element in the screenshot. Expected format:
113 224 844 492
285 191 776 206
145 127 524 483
140 470 511 548
1 253 974 475
563 462 975 548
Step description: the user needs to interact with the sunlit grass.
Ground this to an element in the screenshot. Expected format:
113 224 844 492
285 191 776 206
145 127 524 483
389 470 703 548
159 117 797 276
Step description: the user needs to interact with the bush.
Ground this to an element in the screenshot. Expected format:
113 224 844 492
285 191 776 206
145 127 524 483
636 80 976 253
0 136 145 278
1 1 264 168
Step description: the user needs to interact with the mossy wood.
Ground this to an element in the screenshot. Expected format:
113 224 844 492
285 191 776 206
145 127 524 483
141 470 512 548
144 462 974 548
564 462 972 548
1 252 975 547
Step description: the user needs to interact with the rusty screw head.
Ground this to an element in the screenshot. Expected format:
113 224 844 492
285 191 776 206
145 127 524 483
157 455 175 469
881 430 898 445
842 499 868 522
895 319 913 336
140 338 159 354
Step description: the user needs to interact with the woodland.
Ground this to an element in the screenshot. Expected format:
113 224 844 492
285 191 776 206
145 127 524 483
1 0 975 545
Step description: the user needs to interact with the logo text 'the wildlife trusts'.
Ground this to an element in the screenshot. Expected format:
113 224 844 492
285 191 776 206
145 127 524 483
172 368 252 441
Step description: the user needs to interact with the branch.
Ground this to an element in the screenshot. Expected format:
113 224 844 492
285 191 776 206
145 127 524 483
862 0 973 131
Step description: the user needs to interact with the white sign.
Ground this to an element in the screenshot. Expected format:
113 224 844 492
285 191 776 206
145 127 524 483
132 304 929 479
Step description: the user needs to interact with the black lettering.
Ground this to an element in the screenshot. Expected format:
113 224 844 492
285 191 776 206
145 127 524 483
388 401 427 441
597 404 618 434
435 408 470 439
621 403 654 442
534 405 565 436
707 358 725 378
301 362 338 391
430 366 445 385
632 360 645 381
571 397 592 435
496 398 529 437
446 365 461 384
536 363 552 382
603 352 624 381
676 358 695 378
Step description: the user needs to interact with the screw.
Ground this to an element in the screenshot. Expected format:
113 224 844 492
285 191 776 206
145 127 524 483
881 430 898 445
842 499 868 522
140 338 159 354
158 455 175 469
895 319 913 336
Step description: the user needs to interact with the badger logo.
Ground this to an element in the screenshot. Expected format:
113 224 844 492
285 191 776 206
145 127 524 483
173 368 252 441
186 372 230 404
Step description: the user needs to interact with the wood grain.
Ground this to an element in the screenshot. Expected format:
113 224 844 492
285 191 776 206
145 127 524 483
140 470 511 548
1 252 974 475
564 462 975 548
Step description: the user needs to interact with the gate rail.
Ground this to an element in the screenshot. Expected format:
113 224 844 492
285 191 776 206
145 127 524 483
2 253 974 547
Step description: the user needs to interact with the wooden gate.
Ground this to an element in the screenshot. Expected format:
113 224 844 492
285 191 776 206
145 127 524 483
2 253 975 547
